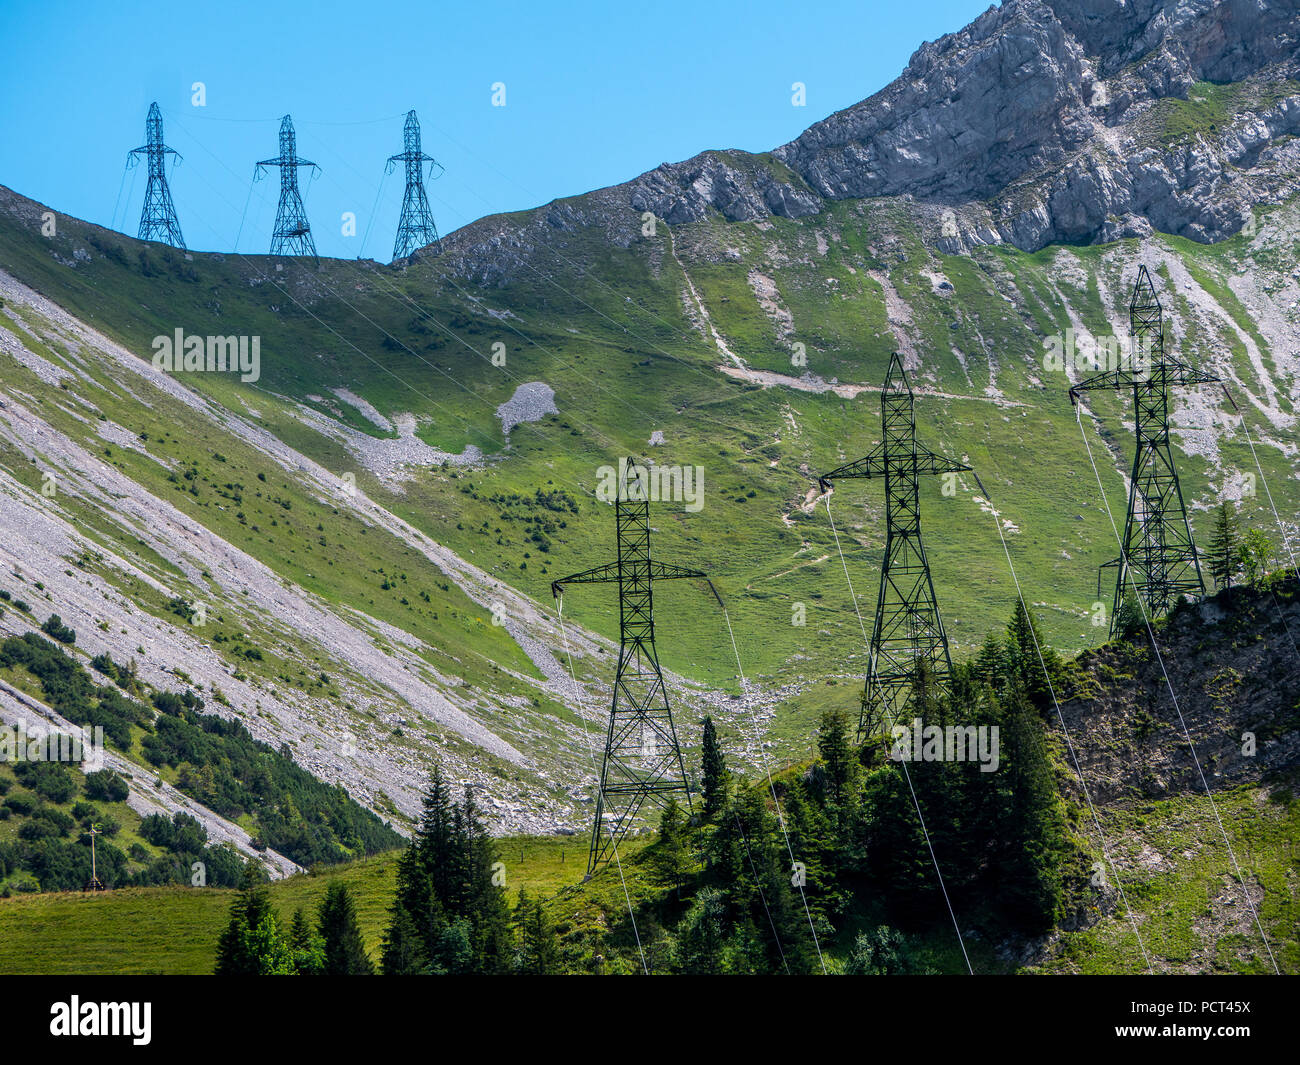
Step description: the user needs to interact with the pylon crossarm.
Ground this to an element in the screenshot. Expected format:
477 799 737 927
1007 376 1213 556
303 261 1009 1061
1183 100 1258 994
551 560 707 599
818 447 887 490
1167 364 1221 388
649 562 708 583
129 146 178 164
551 562 622 597
1069 367 1132 403
913 445 971 475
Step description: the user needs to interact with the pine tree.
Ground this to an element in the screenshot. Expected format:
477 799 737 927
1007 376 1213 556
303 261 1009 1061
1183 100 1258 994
974 632 1010 694
380 904 427 975
289 906 324 975
318 880 373 975
709 783 814 973
671 886 728 974
1006 600 1059 709
1206 501 1242 590
379 768 515 975
1114 593 1145 639
653 798 692 893
459 786 515 974
997 690 1068 931
514 889 562 974
700 715 729 819
215 863 277 975
816 709 856 807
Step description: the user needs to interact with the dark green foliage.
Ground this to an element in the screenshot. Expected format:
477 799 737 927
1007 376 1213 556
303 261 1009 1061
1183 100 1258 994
84 770 129 803
138 811 207 854
1207 501 1242 591
0 631 398 889
635 604 1080 972
318 881 374 975
700 715 729 819
815 709 856 806
513 889 561 975
0 633 141 748
289 907 325 975
843 925 933 974
380 767 514 975
651 798 692 893
1114 594 1146 639
1006 600 1061 712
140 683 401 867
13 761 76 804
215 864 292 975
40 615 76 644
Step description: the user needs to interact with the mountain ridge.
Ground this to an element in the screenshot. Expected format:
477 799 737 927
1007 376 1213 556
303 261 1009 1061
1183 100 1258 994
436 0 1300 285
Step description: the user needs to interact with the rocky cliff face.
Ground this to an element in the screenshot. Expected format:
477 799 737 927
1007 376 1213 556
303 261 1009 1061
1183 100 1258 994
439 0 1300 278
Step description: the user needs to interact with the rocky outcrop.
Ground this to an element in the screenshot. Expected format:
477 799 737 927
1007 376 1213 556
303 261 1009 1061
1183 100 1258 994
439 0 1300 275
1056 579 1300 805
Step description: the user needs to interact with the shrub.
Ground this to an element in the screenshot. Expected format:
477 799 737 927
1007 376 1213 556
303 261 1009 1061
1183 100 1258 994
40 615 76 644
84 770 129 803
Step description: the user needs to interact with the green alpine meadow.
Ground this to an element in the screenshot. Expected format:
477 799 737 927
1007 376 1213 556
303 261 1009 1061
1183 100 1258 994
0 0 1297 1009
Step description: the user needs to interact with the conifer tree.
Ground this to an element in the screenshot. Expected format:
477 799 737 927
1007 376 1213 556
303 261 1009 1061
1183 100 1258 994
215 863 280 975
514 889 562 974
700 715 729 819
998 689 1067 930
380 768 514 975
1207 501 1242 590
816 709 856 807
1006 600 1059 710
318 880 374 975
653 798 692 893
380 904 427 975
289 906 324 975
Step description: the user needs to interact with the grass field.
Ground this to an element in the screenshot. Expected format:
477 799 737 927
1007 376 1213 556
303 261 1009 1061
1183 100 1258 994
0 834 599 975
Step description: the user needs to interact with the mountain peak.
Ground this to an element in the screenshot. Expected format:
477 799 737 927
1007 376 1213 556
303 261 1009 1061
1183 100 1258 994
442 0 1300 275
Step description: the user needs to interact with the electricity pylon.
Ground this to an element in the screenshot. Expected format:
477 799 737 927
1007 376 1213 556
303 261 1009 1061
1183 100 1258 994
255 115 319 258
127 102 185 249
1069 264 1219 633
820 354 970 740
387 109 442 260
552 457 709 877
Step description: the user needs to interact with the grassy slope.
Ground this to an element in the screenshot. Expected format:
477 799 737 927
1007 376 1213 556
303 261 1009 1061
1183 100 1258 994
0 179 1296 766
0 836 604 975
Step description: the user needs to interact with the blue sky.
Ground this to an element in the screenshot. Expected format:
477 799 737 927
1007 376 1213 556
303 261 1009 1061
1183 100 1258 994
0 0 992 260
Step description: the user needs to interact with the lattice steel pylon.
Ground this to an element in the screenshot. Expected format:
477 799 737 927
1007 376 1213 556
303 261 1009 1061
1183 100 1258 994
552 458 710 877
255 115 319 258
386 110 442 261
1069 264 1219 634
819 354 970 740
127 103 185 249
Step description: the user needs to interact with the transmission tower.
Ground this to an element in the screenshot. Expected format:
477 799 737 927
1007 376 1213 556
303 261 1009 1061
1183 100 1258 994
255 115 319 258
127 102 185 249
1069 264 1219 633
386 109 443 260
552 457 710 877
820 354 970 740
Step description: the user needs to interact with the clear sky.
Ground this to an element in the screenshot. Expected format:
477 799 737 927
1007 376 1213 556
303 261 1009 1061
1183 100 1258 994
0 0 993 260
